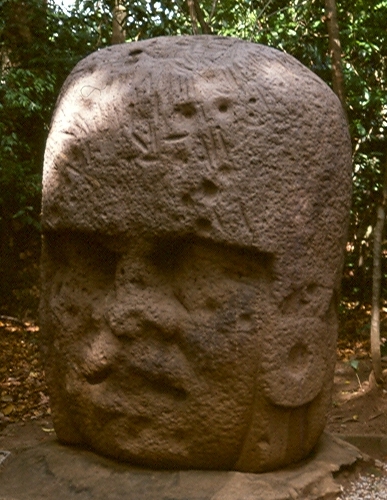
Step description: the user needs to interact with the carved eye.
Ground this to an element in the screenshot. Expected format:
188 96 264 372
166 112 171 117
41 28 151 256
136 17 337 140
45 231 118 283
148 237 190 273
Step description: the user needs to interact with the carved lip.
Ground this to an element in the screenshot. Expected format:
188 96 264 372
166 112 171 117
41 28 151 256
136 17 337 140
130 364 188 400
83 360 188 401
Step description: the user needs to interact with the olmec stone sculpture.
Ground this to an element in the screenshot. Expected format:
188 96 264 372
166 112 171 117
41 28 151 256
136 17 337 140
40 36 352 473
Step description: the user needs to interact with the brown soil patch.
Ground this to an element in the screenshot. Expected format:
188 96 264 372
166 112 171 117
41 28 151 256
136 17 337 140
328 359 387 437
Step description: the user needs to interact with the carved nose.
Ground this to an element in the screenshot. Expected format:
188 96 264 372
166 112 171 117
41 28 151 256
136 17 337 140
106 293 183 341
81 330 119 384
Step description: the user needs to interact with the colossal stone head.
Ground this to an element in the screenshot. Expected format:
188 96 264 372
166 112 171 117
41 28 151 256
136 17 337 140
40 36 351 472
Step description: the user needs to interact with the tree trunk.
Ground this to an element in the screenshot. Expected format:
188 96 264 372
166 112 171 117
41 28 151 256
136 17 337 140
370 157 387 384
111 0 126 44
187 0 212 34
324 0 348 122
187 0 199 34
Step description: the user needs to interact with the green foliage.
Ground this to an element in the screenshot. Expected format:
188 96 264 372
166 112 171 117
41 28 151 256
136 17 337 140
339 0 387 306
0 0 106 243
0 0 115 315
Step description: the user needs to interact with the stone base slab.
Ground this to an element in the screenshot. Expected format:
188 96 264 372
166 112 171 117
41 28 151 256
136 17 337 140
0 433 363 500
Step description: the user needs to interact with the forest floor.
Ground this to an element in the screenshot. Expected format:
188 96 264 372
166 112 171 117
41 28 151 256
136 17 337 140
328 358 387 437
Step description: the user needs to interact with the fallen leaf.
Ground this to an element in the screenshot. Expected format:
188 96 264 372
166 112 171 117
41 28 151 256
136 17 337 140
2 404 15 415
349 359 359 371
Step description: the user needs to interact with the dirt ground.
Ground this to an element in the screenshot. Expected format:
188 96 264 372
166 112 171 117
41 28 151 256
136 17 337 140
328 359 387 437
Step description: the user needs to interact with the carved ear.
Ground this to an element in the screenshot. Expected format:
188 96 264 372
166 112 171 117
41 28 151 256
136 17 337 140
260 317 333 407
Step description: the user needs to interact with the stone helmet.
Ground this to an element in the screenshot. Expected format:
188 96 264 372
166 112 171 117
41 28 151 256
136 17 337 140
41 36 352 471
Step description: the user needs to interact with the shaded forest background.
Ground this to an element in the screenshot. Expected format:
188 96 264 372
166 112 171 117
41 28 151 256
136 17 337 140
0 0 386 349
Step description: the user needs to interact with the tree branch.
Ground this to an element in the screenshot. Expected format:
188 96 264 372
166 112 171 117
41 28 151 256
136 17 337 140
193 0 212 34
209 0 218 21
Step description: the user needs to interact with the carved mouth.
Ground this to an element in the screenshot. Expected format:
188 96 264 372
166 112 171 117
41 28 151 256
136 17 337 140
83 362 188 401
130 365 188 400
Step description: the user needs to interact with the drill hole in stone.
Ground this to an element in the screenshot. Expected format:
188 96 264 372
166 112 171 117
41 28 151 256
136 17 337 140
129 49 143 57
239 312 253 323
218 101 229 113
219 163 232 174
182 193 194 205
201 179 218 196
175 102 197 118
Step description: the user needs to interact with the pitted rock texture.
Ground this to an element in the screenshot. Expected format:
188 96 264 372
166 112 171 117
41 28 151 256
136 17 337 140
40 36 352 472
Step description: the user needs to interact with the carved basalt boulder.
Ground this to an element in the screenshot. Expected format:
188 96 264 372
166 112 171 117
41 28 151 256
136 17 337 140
40 36 352 472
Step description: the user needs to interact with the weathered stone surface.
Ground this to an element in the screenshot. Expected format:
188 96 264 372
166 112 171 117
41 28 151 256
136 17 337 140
0 432 363 500
40 36 352 472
